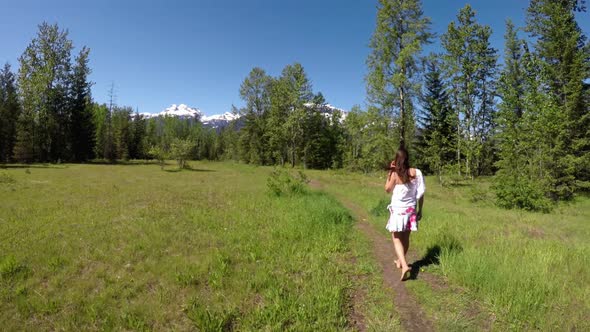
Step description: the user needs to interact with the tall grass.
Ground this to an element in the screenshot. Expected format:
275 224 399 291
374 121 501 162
0 162 364 330
309 170 590 331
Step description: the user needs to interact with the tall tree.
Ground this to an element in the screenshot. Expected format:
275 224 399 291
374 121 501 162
238 67 271 164
266 63 313 167
17 22 74 162
526 0 590 197
366 0 431 149
0 63 20 162
69 47 95 161
417 59 456 181
493 20 551 210
111 106 132 160
441 5 498 178
129 111 147 159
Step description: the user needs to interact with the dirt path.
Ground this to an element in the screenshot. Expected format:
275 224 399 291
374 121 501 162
310 178 496 331
310 180 434 332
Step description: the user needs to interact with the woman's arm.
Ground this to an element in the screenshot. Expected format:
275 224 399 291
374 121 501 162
417 195 424 220
385 170 396 193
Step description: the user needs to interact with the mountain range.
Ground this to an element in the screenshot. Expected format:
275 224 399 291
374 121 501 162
139 104 240 128
140 103 347 128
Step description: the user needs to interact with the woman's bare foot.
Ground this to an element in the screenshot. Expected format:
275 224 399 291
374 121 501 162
400 266 411 281
394 259 401 269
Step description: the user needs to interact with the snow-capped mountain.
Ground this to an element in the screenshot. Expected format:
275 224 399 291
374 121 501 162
138 104 202 119
138 104 241 128
160 104 203 118
201 112 241 128
138 103 348 128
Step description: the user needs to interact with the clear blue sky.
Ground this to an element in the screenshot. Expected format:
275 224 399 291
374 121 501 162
1 0 588 116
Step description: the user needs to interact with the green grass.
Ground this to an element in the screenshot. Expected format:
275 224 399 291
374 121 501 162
308 170 590 331
4 162 587 331
0 162 399 331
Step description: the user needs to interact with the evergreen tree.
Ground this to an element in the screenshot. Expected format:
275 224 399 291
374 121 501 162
69 47 95 161
417 59 456 181
111 106 132 160
0 63 20 162
91 103 115 161
526 0 590 197
366 0 431 149
494 20 551 210
129 111 147 159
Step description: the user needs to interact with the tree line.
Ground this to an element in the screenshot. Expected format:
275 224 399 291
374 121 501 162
1 0 588 211
365 0 589 211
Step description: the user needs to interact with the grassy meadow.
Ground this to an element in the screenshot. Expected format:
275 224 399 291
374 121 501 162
1 161 589 331
308 170 590 331
0 162 398 331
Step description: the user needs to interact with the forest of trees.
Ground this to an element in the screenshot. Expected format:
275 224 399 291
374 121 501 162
0 0 588 211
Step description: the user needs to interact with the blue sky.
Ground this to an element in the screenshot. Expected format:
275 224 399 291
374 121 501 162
1 0 588 116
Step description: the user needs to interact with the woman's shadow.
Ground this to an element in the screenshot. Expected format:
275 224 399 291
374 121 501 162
409 236 462 280
409 245 441 280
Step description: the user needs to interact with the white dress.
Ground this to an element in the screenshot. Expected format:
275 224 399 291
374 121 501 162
385 169 425 233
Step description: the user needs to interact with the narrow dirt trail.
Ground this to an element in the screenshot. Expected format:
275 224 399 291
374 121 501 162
310 180 434 332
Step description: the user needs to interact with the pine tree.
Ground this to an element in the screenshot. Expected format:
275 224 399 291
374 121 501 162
69 47 95 161
129 111 147 159
418 59 456 182
526 0 590 197
494 20 551 210
112 106 132 160
0 63 20 162
366 0 431 149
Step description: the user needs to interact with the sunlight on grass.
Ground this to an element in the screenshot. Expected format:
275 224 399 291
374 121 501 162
309 170 590 331
0 162 377 330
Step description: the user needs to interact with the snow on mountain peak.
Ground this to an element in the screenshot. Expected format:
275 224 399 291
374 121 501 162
201 112 240 122
161 104 203 118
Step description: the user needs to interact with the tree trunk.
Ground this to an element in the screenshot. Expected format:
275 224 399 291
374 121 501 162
399 87 406 148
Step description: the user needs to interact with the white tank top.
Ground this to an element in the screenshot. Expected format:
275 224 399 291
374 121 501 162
389 169 425 209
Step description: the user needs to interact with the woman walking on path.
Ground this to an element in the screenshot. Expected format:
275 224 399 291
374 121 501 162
384 147 425 281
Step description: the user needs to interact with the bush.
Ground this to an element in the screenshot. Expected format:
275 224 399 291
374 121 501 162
494 176 552 212
266 168 309 196
170 138 196 170
148 145 167 170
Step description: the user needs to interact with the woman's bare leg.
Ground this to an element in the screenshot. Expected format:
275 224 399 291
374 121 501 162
392 232 411 280
403 231 410 255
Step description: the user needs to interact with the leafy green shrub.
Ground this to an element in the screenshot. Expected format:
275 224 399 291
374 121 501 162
266 168 309 196
494 177 552 212
148 145 167 170
170 138 196 169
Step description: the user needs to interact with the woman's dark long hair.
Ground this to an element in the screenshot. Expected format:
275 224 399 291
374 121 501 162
395 147 415 184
